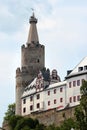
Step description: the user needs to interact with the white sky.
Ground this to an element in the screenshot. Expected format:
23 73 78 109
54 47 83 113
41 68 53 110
0 0 87 126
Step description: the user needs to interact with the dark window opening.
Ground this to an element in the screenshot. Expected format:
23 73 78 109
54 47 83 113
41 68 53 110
73 96 76 102
37 59 40 63
48 101 50 106
77 80 80 86
73 81 76 87
30 105 33 111
60 98 63 102
23 99 26 104
37 103 40 108
54 99 56 104
48 91 50 95
60 88 63 92
54 89 56 94
69 82 71 88
23 107 26 113
69 97 72 103
78 67 83 72
84 66 87 70
37 94 40 99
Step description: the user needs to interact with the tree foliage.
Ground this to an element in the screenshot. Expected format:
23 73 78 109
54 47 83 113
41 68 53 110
75 80 87 130
4 103 15 120
14 117 39 130
9 115 23 130
59 118 76 130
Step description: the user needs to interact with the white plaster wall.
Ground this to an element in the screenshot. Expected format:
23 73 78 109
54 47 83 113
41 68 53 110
66 74 87 107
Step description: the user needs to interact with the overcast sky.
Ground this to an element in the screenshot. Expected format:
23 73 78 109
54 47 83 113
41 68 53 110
0 0 87 126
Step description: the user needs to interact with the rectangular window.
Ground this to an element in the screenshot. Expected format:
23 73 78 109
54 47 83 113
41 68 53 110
54 89 56 94
60 98 63 102
78 67 83 72
37 103 40 108
48 91 50 95
77 95 80 101
60 87 63 92
23 99 26 104
84 66 87 70
54 99 56 104
73 81 76 87
37 94 40 99
69 82 71 88
30 96 33 101
30 105 33 111
48 101 50 106
23 107 26 113
77 80 80 86
69 97 72 103
73 96 76 102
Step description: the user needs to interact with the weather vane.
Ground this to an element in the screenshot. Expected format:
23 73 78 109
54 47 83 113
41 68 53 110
31 8 34 13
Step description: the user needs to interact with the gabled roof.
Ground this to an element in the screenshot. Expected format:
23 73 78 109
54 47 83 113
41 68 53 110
22 78 37 98
66 57 87 78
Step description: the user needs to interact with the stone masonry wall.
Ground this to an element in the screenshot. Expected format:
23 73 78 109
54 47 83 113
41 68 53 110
27 107 75 126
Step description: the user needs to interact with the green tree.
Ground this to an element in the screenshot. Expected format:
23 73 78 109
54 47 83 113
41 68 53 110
4 103 15 121
75 80 87 130
9 115 23 130
14 117 39 130
59 118 76 130
35 123 45 130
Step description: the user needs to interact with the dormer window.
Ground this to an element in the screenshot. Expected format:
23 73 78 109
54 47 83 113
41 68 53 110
84 66 87 70
78 67 83 72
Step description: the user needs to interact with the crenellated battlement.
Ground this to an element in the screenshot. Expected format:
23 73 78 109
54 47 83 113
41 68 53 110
16 67 21 76
16 66 29 76
22 43 44 50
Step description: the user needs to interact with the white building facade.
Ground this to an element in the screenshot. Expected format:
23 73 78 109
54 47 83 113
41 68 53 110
21 57 87 116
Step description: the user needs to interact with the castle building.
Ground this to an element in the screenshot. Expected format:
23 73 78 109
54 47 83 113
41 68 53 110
16 13 87 117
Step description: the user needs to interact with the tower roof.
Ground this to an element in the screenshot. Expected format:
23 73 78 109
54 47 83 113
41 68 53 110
27 13 39 45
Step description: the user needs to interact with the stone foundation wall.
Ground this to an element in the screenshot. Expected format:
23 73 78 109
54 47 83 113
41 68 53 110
27 107 75 126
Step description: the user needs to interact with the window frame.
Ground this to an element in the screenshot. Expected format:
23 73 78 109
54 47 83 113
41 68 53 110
69 82 71 88
37 94 40 99
23 98 26 104
54 89 56 94
48 91 50 96
54 99 56 104
30 105 33 111
48 101 50 106
60 98 63 102
77 80 80 86
37 103 40 108
23 107 26 113
60 87 63 92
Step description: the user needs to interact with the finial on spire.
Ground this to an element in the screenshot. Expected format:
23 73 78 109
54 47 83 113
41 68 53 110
31 8 35 17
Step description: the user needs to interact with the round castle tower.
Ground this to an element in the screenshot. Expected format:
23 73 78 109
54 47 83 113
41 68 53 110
16 13 45 115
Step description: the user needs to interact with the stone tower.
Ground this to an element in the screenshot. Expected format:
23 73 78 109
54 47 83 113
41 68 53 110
16 13 45 115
